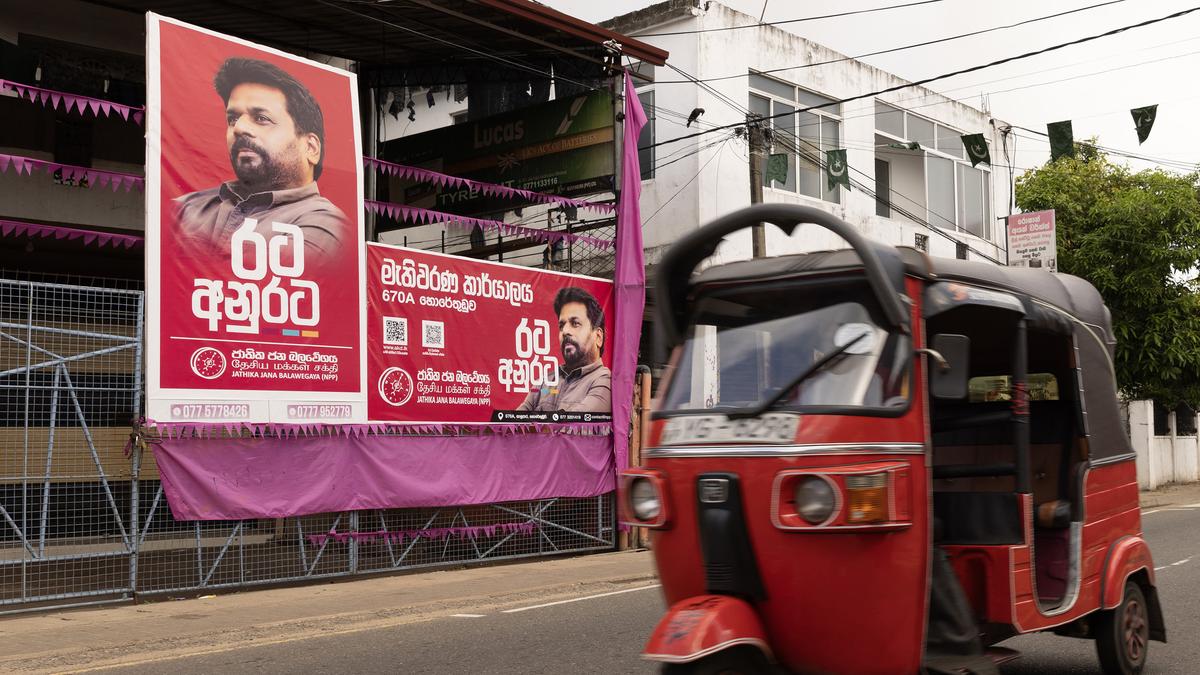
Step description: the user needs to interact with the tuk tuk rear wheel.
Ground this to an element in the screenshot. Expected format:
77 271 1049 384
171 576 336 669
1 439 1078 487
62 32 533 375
660 646 773 675
1095 580 1149 675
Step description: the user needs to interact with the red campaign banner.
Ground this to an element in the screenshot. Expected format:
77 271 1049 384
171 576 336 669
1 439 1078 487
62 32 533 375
146 15 366 424
367 244 615 424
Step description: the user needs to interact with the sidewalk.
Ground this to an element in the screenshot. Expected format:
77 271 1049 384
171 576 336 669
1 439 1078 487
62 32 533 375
1140 481 1200 509
0 550 657 674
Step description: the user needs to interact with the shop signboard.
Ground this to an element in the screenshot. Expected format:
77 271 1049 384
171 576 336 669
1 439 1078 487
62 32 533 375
1007 209 1057 272
366 244 614 423
145 14 367 424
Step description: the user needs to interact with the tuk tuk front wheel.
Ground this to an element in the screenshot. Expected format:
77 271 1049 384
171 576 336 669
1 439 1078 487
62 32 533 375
660 646 774 675
1095 580 1149 675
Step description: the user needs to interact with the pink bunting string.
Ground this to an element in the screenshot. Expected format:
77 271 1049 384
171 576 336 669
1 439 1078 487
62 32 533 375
363 156 615 214
0 218 143 250
365 200 614 249
0 153 144 192
0 79 144 125
306 521 537 547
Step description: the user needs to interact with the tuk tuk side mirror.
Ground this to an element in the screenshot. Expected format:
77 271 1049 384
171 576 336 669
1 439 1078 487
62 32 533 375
928 334 970 400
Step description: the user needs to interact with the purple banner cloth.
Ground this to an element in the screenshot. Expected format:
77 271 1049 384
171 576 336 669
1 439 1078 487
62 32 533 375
152 432 616 520
610 74 649 474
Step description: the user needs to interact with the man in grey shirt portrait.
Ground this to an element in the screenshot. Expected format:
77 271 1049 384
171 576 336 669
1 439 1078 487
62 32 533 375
174 57 347 258
518 287 612 413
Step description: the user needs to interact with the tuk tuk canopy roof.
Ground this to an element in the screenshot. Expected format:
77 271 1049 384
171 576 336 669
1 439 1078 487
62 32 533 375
688 246 1130 463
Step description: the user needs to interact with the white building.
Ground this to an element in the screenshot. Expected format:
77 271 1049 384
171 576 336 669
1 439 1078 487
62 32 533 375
605 0 1011 267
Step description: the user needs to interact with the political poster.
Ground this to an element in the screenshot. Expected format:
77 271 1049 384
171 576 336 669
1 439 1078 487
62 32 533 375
1006 209 1057 273
366 244 615 424
145 14 366 424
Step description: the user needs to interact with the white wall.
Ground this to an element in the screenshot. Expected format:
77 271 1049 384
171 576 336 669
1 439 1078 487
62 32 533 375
1130 400 1200 489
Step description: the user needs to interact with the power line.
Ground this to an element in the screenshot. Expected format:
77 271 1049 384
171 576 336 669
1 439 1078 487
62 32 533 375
639 4 1200 153
636 0 945 37
652 0 1130 84
643 139 731 226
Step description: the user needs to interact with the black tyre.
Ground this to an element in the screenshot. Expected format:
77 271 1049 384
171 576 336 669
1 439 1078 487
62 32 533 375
660 646 773 675
1095 580 1150 675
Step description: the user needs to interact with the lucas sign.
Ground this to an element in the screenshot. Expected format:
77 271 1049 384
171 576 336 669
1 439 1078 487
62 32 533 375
1007 210 1057 273
367 245 615 424
145 14 367 424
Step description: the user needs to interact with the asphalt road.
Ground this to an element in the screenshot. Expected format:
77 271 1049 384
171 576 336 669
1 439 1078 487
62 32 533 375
101 505 1199 675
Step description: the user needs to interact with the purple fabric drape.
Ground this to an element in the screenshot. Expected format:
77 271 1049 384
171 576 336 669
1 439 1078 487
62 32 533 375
610 74 649 474
153 433 616 520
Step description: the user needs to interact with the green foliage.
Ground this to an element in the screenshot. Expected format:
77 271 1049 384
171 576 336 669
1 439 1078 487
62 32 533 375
1015 147 1200 404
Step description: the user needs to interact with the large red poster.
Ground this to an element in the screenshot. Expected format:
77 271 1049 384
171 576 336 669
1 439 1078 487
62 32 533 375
367 245 615 424
146 15 366 424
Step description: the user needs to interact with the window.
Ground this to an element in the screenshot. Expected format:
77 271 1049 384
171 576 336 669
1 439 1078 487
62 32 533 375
956 241 968 260
637 90 656 180
750 73 842 203
875 100 992 239
967 373 1059 403
958 164 987 238
875 158 891 217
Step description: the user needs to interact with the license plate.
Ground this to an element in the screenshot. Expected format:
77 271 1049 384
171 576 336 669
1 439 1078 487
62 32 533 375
659 413 799 446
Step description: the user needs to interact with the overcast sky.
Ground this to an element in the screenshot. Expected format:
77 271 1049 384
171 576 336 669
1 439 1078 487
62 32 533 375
543 0 1200 176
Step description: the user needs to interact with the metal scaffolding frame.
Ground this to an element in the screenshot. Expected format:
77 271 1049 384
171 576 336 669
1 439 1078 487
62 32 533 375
0 277 614 612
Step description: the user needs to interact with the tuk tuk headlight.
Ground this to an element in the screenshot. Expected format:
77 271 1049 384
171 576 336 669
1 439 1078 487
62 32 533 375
629 477 662 521
794 476 836 524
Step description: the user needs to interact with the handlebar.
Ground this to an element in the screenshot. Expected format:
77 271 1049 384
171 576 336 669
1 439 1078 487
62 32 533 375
654 204 911 350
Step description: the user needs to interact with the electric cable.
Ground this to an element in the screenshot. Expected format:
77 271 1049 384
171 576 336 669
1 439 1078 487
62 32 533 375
638 4 1200 152
652 0 1130 84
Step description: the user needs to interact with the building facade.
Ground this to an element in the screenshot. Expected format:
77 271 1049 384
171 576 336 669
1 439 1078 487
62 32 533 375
606 1 1011 267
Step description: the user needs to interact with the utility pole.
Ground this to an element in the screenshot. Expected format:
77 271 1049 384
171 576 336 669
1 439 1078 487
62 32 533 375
746 113 767 258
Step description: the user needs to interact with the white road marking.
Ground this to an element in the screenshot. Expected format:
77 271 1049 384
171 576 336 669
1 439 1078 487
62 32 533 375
452 614 486 618
1183 503 1200 508
1154 556 1193 572
501 584 662 614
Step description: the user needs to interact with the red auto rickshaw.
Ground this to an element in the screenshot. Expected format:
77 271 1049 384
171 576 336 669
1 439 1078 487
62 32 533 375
622 204 1165 674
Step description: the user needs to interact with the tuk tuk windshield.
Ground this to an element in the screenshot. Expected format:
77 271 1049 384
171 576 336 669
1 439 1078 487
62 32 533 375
660 280 910 415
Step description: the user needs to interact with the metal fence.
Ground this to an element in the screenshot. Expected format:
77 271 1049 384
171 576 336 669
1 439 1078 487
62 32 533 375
0 276 615 612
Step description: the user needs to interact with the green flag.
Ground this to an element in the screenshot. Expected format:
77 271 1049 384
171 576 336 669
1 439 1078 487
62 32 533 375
766 153 789 184
961 133 990 167
826 149 850 192
1131 105 1158 144
1047 120 1074 161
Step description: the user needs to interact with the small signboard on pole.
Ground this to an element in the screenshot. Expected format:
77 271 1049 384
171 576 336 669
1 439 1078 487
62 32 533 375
1006 209 1057 272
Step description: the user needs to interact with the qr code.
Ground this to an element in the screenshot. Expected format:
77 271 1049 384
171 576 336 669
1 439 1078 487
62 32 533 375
383 316 407 346
422 320 445 349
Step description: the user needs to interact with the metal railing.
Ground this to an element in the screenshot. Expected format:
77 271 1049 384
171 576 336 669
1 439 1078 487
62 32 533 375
0 276 614 611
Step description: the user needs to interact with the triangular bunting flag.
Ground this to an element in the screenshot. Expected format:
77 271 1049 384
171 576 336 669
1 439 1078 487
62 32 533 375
1047 121 1074 161
1131 105 1157 145
825 149 850 192
961 133 990 167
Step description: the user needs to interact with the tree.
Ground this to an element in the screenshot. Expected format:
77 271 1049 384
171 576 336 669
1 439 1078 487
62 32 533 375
1015 145 1200 404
